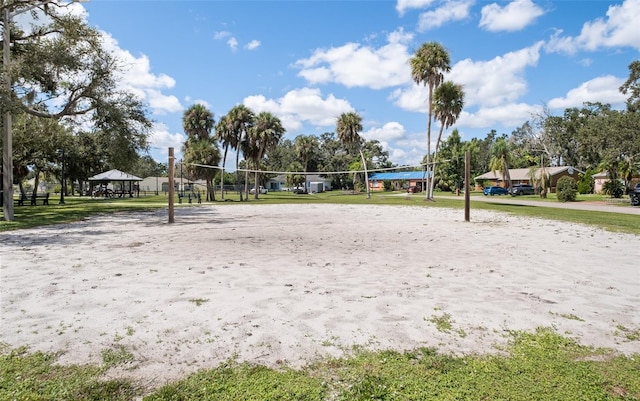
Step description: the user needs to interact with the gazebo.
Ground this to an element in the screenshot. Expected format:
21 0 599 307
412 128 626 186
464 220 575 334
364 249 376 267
88 169 143 198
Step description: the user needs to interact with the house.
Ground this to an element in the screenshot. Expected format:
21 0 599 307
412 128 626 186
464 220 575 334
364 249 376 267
138 176 207 194
267 174 333 191
474 166 582 192
368 171 430 192
593 171 640 194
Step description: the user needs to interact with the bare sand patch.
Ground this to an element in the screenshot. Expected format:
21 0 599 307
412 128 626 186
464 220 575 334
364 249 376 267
1 203 638 386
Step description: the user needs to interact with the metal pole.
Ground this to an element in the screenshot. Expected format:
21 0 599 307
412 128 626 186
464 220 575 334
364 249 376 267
3 8 14 220
59 148 65 204
168 147 174 223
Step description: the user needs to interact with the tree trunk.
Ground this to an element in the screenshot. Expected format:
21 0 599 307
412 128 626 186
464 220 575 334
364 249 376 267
429 125 446 199
236 149 242 202
32 172 40 197
254 170 259 199
425 84 434 200
244 170 250 201
359 149 370 199
221 145 228 200
208 177 215 201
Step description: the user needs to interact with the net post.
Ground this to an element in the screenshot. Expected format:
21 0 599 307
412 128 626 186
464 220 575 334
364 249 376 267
464 150 470 222
168 147 175 223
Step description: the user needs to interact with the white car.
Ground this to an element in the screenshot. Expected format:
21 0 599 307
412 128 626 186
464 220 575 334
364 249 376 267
249 186 268 194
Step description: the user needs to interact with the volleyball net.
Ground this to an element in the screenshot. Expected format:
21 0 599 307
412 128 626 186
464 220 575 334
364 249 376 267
189 162 429 176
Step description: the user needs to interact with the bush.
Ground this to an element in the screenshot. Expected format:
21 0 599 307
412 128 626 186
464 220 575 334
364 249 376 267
602 179 625 198
556 176 577 202
577 170 595 194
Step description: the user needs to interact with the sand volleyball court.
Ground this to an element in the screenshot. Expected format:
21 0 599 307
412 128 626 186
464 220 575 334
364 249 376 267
1 203 638 385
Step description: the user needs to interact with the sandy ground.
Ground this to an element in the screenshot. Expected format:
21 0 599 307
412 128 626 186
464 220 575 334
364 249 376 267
1 203 639 387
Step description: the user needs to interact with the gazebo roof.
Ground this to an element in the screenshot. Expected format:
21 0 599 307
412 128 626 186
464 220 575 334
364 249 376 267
88 169 143 181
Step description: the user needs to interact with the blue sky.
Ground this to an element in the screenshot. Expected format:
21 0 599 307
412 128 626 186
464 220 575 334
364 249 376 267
77 0 639 167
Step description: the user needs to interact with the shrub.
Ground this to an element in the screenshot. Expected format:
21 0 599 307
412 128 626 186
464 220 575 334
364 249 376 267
602 179 625 198
556 176 577 202
577 170 595 194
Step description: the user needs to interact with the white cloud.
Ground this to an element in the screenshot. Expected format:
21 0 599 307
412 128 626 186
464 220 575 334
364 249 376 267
449 42 543 107
227 37 238 52
214 31 232 40
388 85 429 113
215 31 259 52
457 103 543 128
546 0 640 53
363 121 407 142
547 75 627 109
544 29 577 54
147 90 182 115
391 42 543 111
417 0 474 31
295 29 413 89
243 88 354 132
245 40 261 50
99 32 183 115
214 31 239 51
479 0 545 32
149 123 186 159
396 0 436 16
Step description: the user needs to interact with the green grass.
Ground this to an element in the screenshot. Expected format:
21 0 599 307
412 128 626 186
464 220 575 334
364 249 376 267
3 329 639 400
0 195 169 231
2 190 640 235
0 345 139 401
189 298 210 306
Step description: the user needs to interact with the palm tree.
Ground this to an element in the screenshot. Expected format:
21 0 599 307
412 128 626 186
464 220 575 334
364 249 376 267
529 165 550 198
182 104 214 142
336 111 370 198
294 135 318 193
619 155 638 191
215 114 235 200
228 105 255 201
410 42 451 200
489 137 513 191
246 112 285 198
430 81 464 198
182 104 218 201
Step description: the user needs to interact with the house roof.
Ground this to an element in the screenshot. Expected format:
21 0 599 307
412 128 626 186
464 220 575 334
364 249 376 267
474 166 582 181
88 169 143 181
369 171 430 180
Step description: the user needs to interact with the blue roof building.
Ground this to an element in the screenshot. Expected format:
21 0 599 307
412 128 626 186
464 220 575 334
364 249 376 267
369 171 430 181
368 171 431 191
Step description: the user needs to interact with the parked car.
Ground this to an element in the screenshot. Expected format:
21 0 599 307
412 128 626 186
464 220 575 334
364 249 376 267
406 185 422 193
293 187 307 194
483 186 509 196
631 183 640 206
509 184 535 196
249 186 268 194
